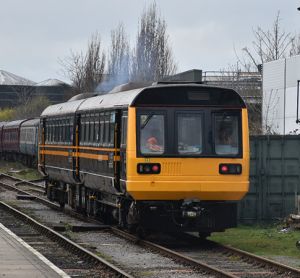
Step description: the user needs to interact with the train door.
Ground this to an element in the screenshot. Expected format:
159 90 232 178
119 110 128 193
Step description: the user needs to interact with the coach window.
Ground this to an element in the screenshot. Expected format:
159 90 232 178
214 113 239 155
80 116 85 144
59 119 63 143
177 113 203 155
140 113 165 155
121 112 128 148
95 113 100 144
109 112 115 146
85 115 90 145
90 114 95 145
99 113 105 146
62 119 66 143
103 113 109 146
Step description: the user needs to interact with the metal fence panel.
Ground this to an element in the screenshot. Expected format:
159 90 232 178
238 135 300 222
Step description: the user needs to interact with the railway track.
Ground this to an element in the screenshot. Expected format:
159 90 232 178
1 173 300 277
0 201 133 278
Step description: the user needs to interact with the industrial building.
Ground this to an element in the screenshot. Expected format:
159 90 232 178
0 70 71 108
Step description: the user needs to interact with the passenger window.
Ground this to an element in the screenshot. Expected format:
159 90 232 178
214 113 239 155
121 114 128 148
140 114 165 155
177 113 203 154
109 112 115 146
95 114 100 144
90 115 95 144
104 113 110 145
80 117 85 144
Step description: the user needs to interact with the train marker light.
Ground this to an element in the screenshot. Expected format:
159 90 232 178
137 163 161 174
152 165 160 172
219 163 242 175
221 165 229 173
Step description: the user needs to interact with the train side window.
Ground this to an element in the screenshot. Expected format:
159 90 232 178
80 116 85 144
214 113 239 155
104 113 110 146
109 112 115 146
90 114 95 145
177 113 203 154
95 113 100 144
121 113 128 148
85 115 90 145
99 113 104 146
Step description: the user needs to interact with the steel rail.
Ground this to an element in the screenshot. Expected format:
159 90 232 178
0 201 134 278
2 173 300 277
111 227 237 278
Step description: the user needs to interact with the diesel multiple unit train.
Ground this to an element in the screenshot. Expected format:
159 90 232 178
0 82 250 237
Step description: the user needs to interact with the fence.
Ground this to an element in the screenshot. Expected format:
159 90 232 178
238 135 300 222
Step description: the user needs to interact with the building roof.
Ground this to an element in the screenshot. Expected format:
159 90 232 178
0 70 36 86
35 79 70 87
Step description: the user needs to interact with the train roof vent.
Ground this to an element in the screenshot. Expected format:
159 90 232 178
108 82 153 94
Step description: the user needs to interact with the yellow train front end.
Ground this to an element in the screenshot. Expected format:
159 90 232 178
124 85 249 235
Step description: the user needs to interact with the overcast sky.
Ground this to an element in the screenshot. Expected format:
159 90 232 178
0 0 299 83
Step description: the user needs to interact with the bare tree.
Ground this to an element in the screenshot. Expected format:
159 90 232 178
14 96 51 120
108 23 130 83
290 34 300 56
60 32 106 94
131 2 177 82
241 12 294 70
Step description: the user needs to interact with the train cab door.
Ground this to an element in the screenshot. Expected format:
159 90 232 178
119 110 128 193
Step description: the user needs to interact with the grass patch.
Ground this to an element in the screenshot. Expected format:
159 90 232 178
209 224 300 259
0 160 42 180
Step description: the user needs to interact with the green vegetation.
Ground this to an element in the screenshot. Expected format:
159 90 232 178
0 161 42 180
209 224 300 264
0 108 15 121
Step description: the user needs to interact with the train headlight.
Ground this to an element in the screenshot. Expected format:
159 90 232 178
219 163 242 175
137 163 161 174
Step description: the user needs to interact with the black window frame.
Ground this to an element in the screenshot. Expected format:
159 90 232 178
136 109 167 157
136 107 243 158
175 111 205 156
212 110 243 158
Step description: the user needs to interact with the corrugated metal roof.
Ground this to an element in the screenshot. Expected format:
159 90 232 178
36 79 69 87
0 70 36 86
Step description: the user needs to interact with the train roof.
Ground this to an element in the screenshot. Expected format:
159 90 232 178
3 119 27 129
21 118 40 128
41 83 246 117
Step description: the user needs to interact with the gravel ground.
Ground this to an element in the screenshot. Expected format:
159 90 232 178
0 187 215 278
72 230 214 278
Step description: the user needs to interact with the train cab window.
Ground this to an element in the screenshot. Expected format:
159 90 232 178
139 114 165 155
177 113 203 154
214 113 239 155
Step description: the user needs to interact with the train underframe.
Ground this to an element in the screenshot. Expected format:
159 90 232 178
46 180 237 237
